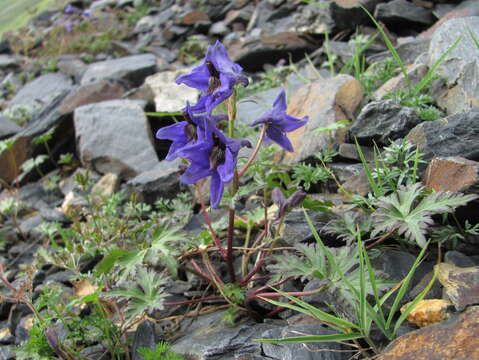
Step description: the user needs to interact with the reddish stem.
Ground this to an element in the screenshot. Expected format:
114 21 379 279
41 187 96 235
164 295 224 306
238 125 267 179
188 259 213 282
226 207 236 283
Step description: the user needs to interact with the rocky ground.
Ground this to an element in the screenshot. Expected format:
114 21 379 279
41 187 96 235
1 0 479 359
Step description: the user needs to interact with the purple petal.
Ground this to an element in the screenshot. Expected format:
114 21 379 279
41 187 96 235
156 122 188 141
176 63 210 92
272 90 287 113
266 126 294 152
180 162 212 184
217 148 235 183
275 114 308 132
271 188 286 208
250 110 273 128
210 172 224 208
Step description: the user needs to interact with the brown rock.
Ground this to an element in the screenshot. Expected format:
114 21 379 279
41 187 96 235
91 173 119 204
378 306 479 360
181 10 209 25
401 299 453 327
0 137 29 183
58 80 127 115
280 75 363 165
423 157 479 193
436 263 479 311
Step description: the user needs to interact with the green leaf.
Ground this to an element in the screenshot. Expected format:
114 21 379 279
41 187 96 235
372 184 478 247
94 248 130 277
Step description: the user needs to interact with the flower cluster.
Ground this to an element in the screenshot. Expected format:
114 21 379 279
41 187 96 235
157 41 308 208
59 5 92 32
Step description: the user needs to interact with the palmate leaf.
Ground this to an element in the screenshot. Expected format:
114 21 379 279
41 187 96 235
372 183 478 247
108 267 167 321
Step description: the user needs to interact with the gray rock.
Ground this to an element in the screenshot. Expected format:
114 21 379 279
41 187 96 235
58 55 87 82
261 324 347 360
229 32 316 72
406 109 479 164
330 0 382 30
280 210 333 245
209 21 230 36
0 55 19 69
349 100 422 146
19 214 43 236
81 54 157 87
6 73 74 113
171 310 275 359
144 70 199 113
74 99 159 179
132 320 156 360
237 87 282 124
294 3 334 35
0 117 21 139
444 251 476 268
0 346 15 360
375 0 434 27
338 143 374 162
126 159 183 205
367 38 431 66
428 17 479 114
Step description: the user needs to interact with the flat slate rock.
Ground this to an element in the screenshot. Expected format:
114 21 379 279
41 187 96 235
74 99 159 179
80 54 157 87
0 117 21 139
406 108 479 164
6 72 74 112
349 100 422 146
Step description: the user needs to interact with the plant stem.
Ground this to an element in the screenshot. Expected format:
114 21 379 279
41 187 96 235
238 125 267 179
197 183 227 260
164 295 224 306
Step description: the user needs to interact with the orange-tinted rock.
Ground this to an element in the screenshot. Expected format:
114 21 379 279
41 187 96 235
377 306 479 360
181 10 209 25
423 157 479 192
0 136 29 183
436 263 479 311
401 299 453 327
281 75 363 165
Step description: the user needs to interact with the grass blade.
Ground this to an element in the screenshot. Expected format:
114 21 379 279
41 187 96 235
256 333 363 343
385 243 428 329
361 6 409 89
354 138 382 197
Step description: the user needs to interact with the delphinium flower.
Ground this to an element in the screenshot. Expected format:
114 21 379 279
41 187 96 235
250 90 308 152
179 128 250 208
176 40 249 113
156 102 226 161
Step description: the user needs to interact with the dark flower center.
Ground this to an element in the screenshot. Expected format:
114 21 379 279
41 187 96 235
183 112 197 141
209 134 226 169
206 61 221 94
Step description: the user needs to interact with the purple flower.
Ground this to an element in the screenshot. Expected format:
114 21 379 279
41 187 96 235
180 129 251 208
176 41 248 113
251 90 308 152
156 103 226 161
271 188 307 219
64 4 76 13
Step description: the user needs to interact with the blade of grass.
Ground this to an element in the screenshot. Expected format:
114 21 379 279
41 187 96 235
262 288 361 330
393 266 437 335
385 243 428 329
361 5 410 90
354 138 382 197
256 333 363 343
411 36 462 97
